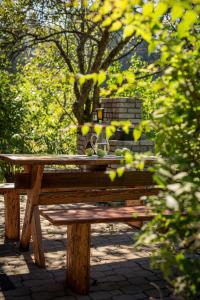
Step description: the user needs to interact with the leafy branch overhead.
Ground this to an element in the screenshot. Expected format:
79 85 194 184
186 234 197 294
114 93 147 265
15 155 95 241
0 0 145 124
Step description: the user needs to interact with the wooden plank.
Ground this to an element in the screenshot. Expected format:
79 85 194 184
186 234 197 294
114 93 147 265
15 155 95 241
39 188 159 205
4 190 20 240
40 206 157 225
15 171 154 191
20 165 44 250
31 206 45 268
67 223 91 294
0 154 156 166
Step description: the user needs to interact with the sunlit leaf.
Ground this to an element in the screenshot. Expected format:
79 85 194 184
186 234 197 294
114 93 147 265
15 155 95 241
142 3 154 16
94 124 102 136
123 25 135 39
110 20 122 32
117 167 125 177
81 124 90 136
98 71 106 85
133 126 142 141
109 170 116 181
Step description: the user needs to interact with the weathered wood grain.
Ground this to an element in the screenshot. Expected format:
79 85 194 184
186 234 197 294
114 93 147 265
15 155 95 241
0 153 156 166
40 206 157 225
20 165 44 250
31 206 46 268
39 187 159 205
4 190 20 240
67 223 91 294
15 171 154 191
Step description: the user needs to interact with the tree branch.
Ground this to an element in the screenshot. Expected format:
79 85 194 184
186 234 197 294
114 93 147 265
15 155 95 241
111 38 143 62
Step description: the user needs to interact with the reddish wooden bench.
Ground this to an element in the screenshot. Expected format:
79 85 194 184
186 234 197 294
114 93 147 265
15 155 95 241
40 205 157 295
35 170 159 295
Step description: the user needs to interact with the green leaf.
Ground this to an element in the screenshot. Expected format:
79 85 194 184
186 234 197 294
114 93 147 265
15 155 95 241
106 125 116 139
81 124 90 136
123 25 135 39
110 20 122 32
124 152 133 164
94 124 102 136
137 160 145 171
117 167 125 177
98 71 106 85
122 125 129 134
154 2 168 18
109 170 116 181
102 17 112 27
133 126 142 141
171 5 184 21
143 3 154 16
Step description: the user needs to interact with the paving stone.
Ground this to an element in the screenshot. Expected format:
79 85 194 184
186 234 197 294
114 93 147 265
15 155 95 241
90 291 112 300
112 295 138 300
3 297 32 300
120 286 143 295
75 295 91 300
0 196 178 300
3 287 30 297
23 278 56 287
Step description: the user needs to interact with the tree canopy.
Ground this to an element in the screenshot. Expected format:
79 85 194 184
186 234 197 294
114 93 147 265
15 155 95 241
0 0 144 123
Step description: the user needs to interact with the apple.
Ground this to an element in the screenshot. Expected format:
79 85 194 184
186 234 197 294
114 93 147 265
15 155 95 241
122 147 130 155
85 148 94 156
115 148 123 156
97 149 106 157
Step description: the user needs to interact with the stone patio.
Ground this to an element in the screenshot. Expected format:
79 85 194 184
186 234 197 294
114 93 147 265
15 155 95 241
0 196 178 300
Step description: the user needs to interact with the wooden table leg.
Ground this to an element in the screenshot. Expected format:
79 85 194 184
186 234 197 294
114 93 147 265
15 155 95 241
20 165 44 251
32 206 45 268
4 190 20 240
67 223 91 295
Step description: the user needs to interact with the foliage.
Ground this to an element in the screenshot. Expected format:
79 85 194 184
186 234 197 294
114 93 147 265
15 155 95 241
0 70 27 180
90 0 200 298
18 43 76 154
0 0 147 124
105 54 157 119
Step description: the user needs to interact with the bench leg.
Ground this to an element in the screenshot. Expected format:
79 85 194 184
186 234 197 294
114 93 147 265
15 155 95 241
32 206 45 268
67 223 91 295
4 190 20 241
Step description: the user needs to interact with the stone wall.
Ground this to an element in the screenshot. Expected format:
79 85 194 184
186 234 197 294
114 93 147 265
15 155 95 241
101 97 154 153
101 97 142 124
77 97 154 154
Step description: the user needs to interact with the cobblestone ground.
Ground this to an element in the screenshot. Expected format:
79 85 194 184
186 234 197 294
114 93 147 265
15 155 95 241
0 196 178 300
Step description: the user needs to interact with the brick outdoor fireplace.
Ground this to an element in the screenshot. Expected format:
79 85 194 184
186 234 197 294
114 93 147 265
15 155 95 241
77 97 154 154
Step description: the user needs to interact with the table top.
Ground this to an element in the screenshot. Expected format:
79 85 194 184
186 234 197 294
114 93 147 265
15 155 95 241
0 154 157 166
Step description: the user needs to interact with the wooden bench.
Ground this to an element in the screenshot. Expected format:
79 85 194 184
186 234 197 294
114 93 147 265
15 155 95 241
28 170 160 295
0 183 20 240
40 205 157 295
2 168 159 294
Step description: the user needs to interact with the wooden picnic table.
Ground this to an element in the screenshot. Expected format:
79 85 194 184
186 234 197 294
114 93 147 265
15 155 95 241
0 153 157 294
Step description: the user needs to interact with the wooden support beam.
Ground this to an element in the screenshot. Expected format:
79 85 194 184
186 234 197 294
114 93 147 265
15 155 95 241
15 171 154 191
31 206 45 268
67 223 91 295
39 188 159 205
4 190 20 240
20 165 44 250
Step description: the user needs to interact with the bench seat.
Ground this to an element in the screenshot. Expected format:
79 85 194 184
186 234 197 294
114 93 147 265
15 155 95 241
40 205 159 295
40 206 156 225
